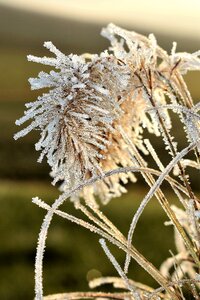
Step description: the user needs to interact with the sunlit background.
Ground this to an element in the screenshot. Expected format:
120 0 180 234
0 1 200 299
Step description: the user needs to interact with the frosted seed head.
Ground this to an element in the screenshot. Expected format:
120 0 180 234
15 24 200 205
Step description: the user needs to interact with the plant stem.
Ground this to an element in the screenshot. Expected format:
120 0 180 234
36 198 180 300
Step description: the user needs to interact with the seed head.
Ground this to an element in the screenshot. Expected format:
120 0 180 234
16 24 182 205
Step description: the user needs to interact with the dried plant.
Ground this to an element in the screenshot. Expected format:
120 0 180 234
15 23 200 299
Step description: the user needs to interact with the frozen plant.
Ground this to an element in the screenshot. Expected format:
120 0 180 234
15 23 200 299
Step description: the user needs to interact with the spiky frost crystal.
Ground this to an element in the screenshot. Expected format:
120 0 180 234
15 23 200 205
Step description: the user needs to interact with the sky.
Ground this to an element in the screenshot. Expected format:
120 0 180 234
0 0 200 40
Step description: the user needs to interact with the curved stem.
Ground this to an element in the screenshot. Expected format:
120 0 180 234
34 202 178 299
126 141 200 271
33 158 198 299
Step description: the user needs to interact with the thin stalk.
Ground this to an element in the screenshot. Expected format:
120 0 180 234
173 71 194 108
78 203 125 244
120 127 200 271
34 198 180 300
136 71 196 201
44 291 131 300
33 160 197 300
128 141 200 268
88 204 125 241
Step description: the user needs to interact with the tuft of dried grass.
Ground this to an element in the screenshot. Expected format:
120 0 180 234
15 24 200 300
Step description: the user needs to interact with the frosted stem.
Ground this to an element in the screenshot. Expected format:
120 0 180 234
126 141 200 273
99 239 140 299
33 198 177 299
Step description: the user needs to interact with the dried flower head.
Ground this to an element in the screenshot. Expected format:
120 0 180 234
14 38 150 205
15 24 200 205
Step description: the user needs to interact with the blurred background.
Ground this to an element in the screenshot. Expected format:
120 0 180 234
0 0 200 299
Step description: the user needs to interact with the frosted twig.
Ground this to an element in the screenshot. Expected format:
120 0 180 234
146 104 200 121
99 239 140 299
33 165 190 298
148 278 200 300
33 197 174 299
89 276 153 292
126 141 200 274
44 291 130 300
144 139 164 171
